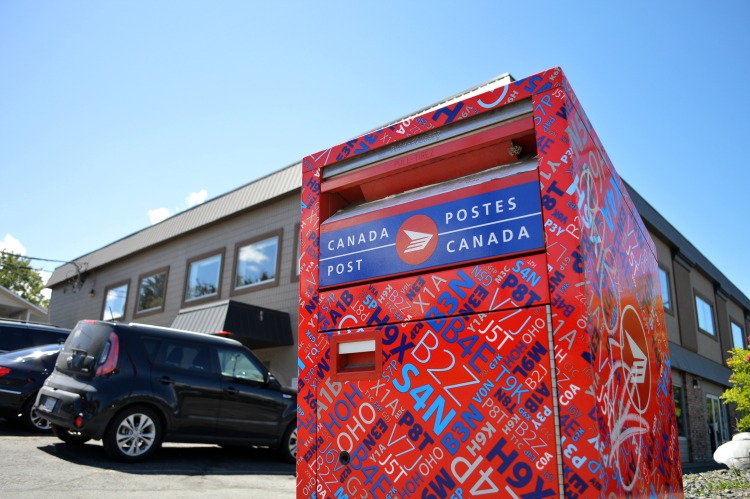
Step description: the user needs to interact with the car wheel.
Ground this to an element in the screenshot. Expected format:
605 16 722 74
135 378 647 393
277 422 297 463
103 406 162 463
52 424 91 445
21 398 52 432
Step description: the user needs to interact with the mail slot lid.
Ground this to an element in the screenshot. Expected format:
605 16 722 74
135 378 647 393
331 331 382 381
317 252 549 332
319 163 543 288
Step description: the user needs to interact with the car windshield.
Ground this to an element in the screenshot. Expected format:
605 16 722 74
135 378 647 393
56 321 113 374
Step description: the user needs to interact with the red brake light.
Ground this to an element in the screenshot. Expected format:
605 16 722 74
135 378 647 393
95 332 119 377
0 367 10 377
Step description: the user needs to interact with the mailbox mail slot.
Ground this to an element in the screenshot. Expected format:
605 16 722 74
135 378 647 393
331 331 381 381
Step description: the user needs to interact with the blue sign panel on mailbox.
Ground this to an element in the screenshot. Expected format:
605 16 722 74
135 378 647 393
320 173 544 287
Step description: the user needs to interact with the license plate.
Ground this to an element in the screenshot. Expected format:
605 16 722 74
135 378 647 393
40 396 57 412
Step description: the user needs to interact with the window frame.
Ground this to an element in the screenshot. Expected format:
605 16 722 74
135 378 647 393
291 223 300 283
182 249 225 306
658 266 673 314
694 293 716 337
706 393 730 452
732 320 746 350
134 266 170 317
102 279 130 322
231 229 283 296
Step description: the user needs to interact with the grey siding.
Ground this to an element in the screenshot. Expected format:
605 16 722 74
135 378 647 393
48 191 301 386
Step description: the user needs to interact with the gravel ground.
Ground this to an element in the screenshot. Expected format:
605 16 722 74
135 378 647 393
683 468 750 498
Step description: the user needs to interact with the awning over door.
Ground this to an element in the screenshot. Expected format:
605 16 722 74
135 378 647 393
668 342 732 387
171 300 293 349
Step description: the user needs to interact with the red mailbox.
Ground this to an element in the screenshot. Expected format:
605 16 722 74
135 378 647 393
298 68 683 498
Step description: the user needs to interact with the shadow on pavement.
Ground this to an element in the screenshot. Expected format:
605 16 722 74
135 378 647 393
0 420 294 477
36 440 296 476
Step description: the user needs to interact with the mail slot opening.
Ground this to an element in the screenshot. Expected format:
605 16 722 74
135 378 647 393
331 333 381 380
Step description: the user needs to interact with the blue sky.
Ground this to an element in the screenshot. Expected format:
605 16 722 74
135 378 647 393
1 1 749 300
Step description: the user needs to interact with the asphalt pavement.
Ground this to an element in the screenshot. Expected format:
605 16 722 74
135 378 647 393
0 419 296 498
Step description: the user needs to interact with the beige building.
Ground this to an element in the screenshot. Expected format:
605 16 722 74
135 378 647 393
0 285 48 323
47 163 750 467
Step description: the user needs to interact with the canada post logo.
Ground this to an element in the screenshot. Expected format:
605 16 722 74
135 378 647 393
621 304 652 415
396 215 439 265
320 180 544 287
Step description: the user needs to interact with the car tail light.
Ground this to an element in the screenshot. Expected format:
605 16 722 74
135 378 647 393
95 332 119 377
0 367 10 377
74 414 84 428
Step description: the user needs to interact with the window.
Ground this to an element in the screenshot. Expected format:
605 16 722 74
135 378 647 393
185 251 224 303
160 342 215 373
732 321 746 349
673 385 686 437
695 295 716 335
218 348 264 383
233 231 281 293
103 281 129 321
659 267 672 312
135 267 168 315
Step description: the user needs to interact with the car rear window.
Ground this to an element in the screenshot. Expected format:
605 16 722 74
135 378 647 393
0 344 61 361
0 328 25 352
56 322 115 375
0 324 69 352
33 329 69 346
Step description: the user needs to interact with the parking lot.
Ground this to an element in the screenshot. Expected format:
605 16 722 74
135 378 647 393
0 420 296 498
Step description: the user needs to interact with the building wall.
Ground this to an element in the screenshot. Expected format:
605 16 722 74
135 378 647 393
646 224 749 464
48 191 301 386
686 373 711 462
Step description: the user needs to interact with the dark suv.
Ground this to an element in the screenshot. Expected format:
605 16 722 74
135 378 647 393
0 320 69 353
35 320 297 463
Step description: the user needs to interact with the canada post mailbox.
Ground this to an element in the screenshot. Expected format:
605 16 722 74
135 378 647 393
298 68 683 499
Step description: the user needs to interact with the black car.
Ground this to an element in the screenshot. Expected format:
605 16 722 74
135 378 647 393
0 320 69 353
0 343 62 432
35 320 297 463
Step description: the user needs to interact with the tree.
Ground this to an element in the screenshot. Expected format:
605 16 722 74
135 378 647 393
722 347 750 432
0 252 49 308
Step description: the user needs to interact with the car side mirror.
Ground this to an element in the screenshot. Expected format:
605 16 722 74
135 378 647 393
267 373 282 390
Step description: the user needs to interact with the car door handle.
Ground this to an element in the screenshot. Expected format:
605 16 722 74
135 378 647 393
160 376 175 385
224 387 238 395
